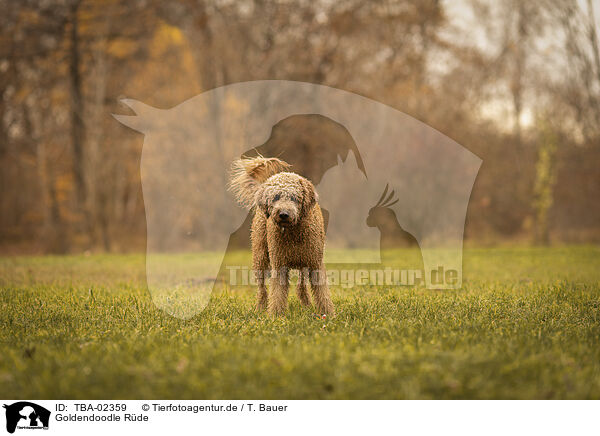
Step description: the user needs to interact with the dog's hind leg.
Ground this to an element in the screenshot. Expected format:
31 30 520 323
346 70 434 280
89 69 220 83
268 266 289 316
296 267 312 307
309 264 335 315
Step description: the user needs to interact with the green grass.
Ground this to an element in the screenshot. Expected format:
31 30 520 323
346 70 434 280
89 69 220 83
1 246 599 399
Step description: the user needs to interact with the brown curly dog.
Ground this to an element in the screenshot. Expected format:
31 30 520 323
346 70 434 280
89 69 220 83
229 157 335 316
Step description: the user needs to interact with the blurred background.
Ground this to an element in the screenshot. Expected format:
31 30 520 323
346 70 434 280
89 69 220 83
0 0 599 254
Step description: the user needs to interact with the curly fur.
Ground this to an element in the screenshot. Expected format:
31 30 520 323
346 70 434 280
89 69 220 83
228 157 291 209
229 157 335 316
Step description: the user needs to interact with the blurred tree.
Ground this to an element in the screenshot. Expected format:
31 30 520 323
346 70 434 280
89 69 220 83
0 0 598 252
533 119 558 245
552 0 600 141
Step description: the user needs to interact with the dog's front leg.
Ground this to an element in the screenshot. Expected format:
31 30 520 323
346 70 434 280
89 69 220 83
309 264 335 315
255 268 269 311
296 267 312 307
268 265 289 316
252 215 270 311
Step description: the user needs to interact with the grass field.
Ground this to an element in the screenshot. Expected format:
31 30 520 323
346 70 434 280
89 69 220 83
1 246 599 399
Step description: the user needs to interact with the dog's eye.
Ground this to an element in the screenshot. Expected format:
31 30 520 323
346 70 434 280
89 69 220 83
273 194 280 201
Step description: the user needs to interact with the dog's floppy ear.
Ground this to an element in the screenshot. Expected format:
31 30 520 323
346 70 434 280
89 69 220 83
255 185 270 218
300 178 318 216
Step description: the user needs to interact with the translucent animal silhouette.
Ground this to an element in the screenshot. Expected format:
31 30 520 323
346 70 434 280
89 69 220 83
113 80 481 318
318 153 380 263
366 184 419 250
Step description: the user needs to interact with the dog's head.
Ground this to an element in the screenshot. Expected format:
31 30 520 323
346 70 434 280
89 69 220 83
255 172 318 227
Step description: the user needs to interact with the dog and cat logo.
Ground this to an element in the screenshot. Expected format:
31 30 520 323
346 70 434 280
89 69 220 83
3 402 50 433
114 80 481 319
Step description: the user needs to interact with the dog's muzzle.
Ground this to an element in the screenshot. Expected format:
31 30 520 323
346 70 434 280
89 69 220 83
273 208 296 227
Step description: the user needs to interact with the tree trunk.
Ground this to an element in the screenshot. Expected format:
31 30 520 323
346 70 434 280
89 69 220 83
533 121 557 245
68 0 90 244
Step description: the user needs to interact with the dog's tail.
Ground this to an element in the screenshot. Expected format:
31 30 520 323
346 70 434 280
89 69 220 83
228 156 291 209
